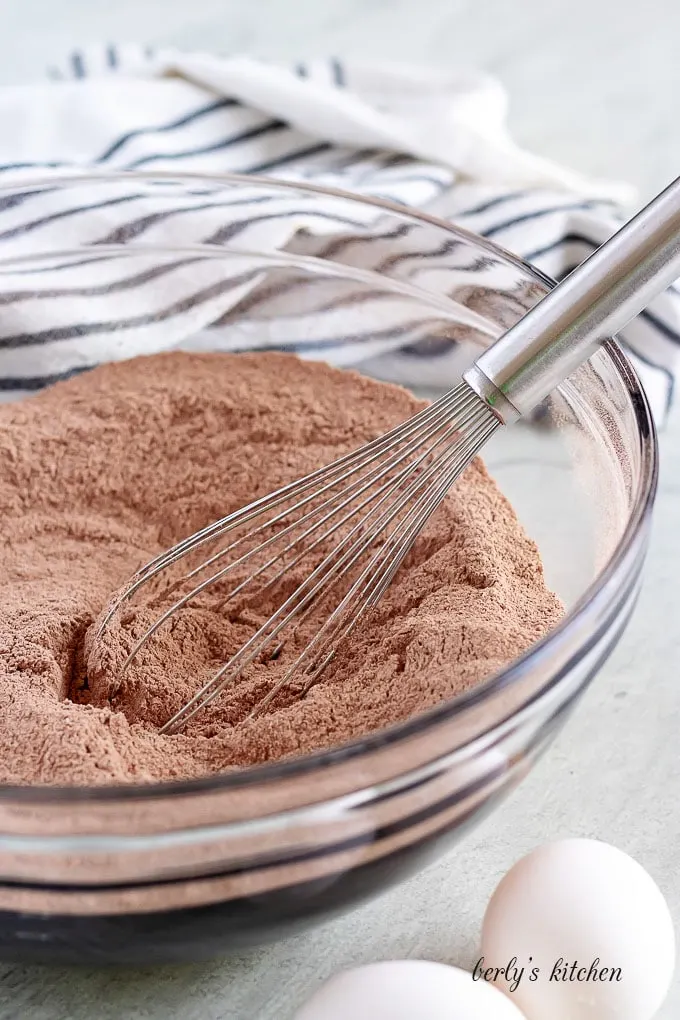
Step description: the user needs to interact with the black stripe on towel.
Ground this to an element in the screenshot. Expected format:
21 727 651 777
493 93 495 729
0 268 266 349
0 254 115 277
245 141 333 174
0 193 149 242
0 257 203 306
0 188 55 214
639 307 680 345
0 367 93 391
523 231 599 264
211 319 438 355
312 222 412 259
204 204 382 245
0 162 67 174
363 169 452 190
480 202 602 239
71 51 85 79
330 58 345 87
455 190 530 218
92 194 276 244
125 119 290 169
623 343 675 414
95 97 240 164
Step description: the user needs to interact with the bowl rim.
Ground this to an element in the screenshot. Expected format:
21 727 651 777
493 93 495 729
0 170 659 802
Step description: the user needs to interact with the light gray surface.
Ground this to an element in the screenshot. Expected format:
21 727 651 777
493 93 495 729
0 2 679 1018
5 0 680 200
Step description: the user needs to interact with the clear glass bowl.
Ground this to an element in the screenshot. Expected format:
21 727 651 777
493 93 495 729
0 174 657 964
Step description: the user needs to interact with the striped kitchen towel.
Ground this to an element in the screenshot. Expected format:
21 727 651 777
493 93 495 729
0 43 677 420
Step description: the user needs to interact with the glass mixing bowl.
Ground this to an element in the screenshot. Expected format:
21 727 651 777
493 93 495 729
0 174 657 963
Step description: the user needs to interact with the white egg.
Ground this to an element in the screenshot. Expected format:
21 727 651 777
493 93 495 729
293 960 527 1019
481 838 675 1020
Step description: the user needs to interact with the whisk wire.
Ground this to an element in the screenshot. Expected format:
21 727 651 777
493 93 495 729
97 386 474 635
154 391 497 732
117 388 477 675
248 413 498 719
94 382 498 734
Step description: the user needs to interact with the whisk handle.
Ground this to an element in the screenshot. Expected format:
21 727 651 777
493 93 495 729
464 174 680 422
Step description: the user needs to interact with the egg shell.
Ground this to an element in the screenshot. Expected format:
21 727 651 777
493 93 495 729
294 960 528 1020
481 838 675 1020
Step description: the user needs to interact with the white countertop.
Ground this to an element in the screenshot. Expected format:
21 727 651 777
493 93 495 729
0 2 679 1018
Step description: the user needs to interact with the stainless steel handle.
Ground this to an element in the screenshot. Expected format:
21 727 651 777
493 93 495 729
463 175 680 422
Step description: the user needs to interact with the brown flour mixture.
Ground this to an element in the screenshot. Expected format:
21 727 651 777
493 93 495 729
0 352 562 785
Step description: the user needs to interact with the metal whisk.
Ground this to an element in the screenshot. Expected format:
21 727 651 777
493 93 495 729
96 174 680 733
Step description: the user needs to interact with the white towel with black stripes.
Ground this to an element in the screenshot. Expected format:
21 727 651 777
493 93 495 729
0 42 677 421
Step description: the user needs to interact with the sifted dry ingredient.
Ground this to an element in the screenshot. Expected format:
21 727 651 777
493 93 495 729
0 352 562 785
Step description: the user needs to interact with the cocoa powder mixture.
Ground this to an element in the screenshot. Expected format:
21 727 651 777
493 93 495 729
0 352 562 785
